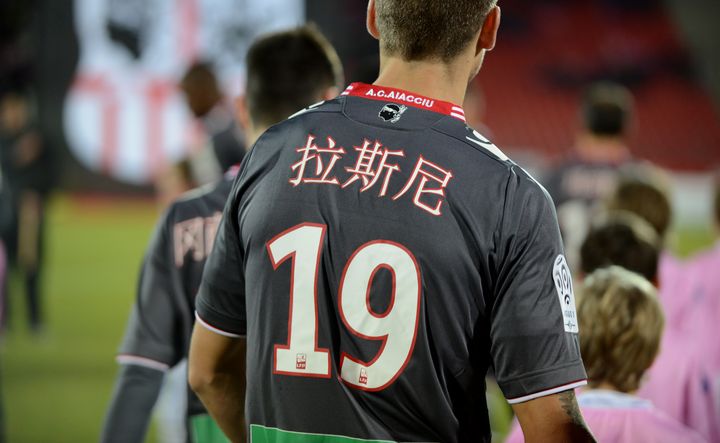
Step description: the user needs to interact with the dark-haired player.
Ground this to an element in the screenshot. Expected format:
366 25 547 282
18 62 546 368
189 1 595 442
544 81 634 271
100 26 343 443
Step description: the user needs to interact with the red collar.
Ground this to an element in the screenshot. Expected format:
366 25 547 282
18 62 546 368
341 82 466 122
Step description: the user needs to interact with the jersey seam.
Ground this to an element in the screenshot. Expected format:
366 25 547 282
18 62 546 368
429 124 512 169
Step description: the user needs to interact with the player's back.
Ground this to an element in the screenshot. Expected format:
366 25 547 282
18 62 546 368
118 176 233 418
198 84 585 442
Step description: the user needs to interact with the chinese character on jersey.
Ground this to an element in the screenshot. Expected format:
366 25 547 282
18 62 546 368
393 157 454 216
289 135 346 186
342 139 404 196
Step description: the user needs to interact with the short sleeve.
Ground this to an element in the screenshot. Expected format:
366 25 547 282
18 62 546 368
118 212 182 369
490 167 587 403
195 175 247 337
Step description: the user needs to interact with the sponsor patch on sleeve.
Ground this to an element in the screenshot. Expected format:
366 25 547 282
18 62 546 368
553 255 579 333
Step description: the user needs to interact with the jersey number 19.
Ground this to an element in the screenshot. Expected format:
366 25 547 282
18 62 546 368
267 223 421 391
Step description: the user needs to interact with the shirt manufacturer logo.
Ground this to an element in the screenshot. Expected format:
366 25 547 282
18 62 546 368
379 103 407 123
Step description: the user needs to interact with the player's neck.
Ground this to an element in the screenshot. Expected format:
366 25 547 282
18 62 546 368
374 55 471 107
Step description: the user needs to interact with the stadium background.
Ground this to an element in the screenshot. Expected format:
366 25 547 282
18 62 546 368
1 0 719 441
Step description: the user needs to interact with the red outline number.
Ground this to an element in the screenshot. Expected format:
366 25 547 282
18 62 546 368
267 223 331 378
267 224 421 390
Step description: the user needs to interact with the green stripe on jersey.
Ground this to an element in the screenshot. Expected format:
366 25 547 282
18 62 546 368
250 425 398 443
190 414 230 443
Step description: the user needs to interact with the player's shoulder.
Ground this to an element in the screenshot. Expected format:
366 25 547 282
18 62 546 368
250 98 344 150
431 120 512 167
166 179 232 222
287 97 343 121
434 122 551 200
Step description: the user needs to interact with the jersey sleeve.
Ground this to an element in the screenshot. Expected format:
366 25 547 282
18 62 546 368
489 166 587 404
194 173 247 337
118 210 183 369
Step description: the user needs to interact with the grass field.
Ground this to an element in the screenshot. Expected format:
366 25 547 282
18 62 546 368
1 195 160 443
0 194 716 442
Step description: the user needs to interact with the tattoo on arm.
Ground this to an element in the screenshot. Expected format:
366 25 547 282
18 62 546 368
559 389 586 426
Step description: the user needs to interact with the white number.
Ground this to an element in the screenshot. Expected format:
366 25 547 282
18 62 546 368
338 241 421 390
267 223 331 377
267 224 421 390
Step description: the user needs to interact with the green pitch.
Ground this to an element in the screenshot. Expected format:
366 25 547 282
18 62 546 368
1 195 160 443
0 194 716 442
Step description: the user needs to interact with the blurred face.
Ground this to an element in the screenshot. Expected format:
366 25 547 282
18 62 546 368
0 95 29 132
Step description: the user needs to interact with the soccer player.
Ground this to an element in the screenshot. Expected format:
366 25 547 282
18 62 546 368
505 266 705 443
189 1 595 442
543 81 634 271
0 89 55 333
100 26 343 443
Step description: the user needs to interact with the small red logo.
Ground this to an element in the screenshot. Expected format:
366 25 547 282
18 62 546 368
359 368 368 385
296 354 307 370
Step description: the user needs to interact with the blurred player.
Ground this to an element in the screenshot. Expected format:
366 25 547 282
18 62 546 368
180 62 247 184
544 81 634 270
189 1 595 442
0 90 55 333
506 266 705 443
100 26 343 443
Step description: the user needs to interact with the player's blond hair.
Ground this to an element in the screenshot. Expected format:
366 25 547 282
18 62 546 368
578 266 664 393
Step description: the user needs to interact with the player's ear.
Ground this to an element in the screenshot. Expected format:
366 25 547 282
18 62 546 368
477 5 501 53
235 95 251 132
366 0 380 40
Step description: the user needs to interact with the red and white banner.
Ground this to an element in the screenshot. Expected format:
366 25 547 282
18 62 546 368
64 0 304 184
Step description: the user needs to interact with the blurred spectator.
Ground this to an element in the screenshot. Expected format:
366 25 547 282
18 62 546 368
508 266 704 443
0 90 54 333
179 62 246 183
544 81 634 271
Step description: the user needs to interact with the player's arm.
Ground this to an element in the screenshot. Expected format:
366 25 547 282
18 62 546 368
188 322 247 443
100 211 180 443
490 168 594 442
190 170 250 442
511 390 595 443
100 365 164 443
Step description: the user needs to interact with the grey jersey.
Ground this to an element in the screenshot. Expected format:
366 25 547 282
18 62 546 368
196 83 586 443
118 174 235 418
